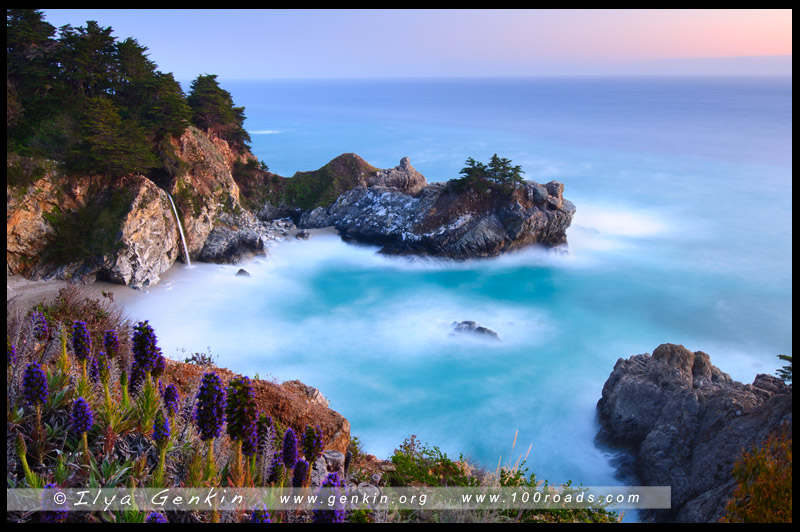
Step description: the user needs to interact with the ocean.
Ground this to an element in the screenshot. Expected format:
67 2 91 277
117 76 792 492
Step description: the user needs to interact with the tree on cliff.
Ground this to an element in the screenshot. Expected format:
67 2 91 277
67 97 158 177
451 154 525 194
187 74 251 152
6 9 246 185
6 9 61 148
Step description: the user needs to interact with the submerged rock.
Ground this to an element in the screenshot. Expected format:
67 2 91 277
596 343 792 523
296 229 311 240
450 320 501 341
235 268 250 277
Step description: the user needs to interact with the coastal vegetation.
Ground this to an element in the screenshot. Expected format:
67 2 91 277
448 154 525 195
7 9 249 187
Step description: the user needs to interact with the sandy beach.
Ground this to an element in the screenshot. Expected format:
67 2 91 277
6 225 342 315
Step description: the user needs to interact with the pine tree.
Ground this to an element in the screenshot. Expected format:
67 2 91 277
68 97 158 177
187 74 251 151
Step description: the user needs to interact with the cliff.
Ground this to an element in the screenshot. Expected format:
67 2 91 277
596 343 792 522
6 127 273 288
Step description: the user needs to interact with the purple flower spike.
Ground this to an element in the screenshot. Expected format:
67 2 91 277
41 483 68 523
225 376 257 443
31 312 49 341
103 330 119 360
162 383 180 418
72 321 92 361
194 372 226 441
313 472 346 523
249 502 271 523
292 459 309 487
71 397 94 434
7 336 16 366
282 427 299 470
145 511 168 523
22 362 48 406
153 409 170 448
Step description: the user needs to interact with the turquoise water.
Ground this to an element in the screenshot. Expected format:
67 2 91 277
119 77 792 489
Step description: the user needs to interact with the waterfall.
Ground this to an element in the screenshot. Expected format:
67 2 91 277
167 193 192 267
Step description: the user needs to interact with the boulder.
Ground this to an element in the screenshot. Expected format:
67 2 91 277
596 343 792 522
366 156 428 195
198 225 264 264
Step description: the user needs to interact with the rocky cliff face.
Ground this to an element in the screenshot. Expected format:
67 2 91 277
298 158 575 259
7 173 182 288
167 127 252 257
6 127 259 288
596 343 792 522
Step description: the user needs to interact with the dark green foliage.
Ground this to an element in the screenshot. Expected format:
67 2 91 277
449 154 525 195
285 153 379 210
66 97 159 177
6 9 229 186
187 74 251 152
776 354 791 383
388 435 479 487
42 186 135 266
231 158 287 211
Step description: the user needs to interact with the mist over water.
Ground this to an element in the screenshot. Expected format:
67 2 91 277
114 77 791 492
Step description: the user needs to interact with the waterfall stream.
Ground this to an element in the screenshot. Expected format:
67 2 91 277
167 193 192 267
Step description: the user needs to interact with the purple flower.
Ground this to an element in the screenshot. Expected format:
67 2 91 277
225 376 257 443
72 321 92 361
41 483 68 523
130 321 163 390
103 330 119 360
194 372 226 441
132 321 160 373
151 347 166 379
242 423 259 457
22 362 48 406
292 459 309 487
145 511 168 523
7 336 16 366
153 409 170 448
161 383 180 418
313 472 346 523
249 502 271 523
268 449 286 484
303 424 325 463
87 355 100 383
31 312 49 341
282 427 299 470
71 397 93 434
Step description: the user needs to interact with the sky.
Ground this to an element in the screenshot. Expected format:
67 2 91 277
41 9 792 81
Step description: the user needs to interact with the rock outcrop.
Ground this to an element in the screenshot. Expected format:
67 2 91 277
596 343 792 522
7 172 182 288
298 159 575 259
7 127 277 287
167 126 251 258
